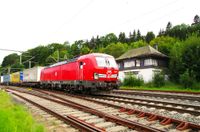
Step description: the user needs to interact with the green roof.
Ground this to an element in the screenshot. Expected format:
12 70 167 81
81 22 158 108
116 45 168 60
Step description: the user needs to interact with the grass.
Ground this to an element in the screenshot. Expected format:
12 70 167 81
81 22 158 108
120 81 200 93
0 90 45 132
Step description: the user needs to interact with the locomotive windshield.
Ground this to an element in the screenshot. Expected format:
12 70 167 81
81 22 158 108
95 56 117 68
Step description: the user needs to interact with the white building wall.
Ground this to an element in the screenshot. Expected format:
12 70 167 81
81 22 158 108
0 76 3 83
119 68 162 83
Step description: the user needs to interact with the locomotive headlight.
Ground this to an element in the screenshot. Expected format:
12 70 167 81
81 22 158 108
110 74 118 78
98 74 106 78
94 73 99 79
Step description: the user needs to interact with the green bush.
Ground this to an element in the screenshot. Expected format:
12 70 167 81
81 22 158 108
192 82 200 89
152 72 165 87
123 75 144 87
180 69 195 88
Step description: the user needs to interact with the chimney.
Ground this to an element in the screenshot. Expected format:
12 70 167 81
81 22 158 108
154 43 158 50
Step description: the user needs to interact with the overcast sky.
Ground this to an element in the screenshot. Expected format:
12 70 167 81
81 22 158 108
0 0 199 63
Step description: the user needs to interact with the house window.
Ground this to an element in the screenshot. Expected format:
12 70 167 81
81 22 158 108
144 59 151 66
136 60 140 67
124 60 135 68
152 59 158 66
144 59 158 66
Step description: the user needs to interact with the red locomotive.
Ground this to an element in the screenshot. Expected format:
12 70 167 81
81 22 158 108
40 53 119 92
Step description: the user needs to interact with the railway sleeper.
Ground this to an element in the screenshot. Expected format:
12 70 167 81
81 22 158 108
118 107 199 131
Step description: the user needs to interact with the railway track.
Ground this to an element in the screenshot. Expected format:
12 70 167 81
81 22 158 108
92 93 200 116
5 87 162 132
7 90 106 132
11 94 78 132
116 89 200 95
112 90 200 102
9 87 200 132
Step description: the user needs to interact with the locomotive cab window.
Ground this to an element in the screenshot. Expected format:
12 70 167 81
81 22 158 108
79 62 83 69
95 56 117 68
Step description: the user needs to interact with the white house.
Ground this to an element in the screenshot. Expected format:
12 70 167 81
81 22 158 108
116 45 168 82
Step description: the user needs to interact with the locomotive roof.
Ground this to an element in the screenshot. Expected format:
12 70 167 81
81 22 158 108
47 57 78 68
79 53 113 59
46 53 113 68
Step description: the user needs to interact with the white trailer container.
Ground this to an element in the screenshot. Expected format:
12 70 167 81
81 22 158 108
23 66 44 82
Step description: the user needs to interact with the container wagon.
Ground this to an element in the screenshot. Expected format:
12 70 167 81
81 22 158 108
22 66 44 87
3 74 10 85
10 71 23 86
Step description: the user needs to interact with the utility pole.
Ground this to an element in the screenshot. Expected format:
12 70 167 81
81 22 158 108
29 61 31 68
57 50 59 62
20 55 22 64
8 66 11 74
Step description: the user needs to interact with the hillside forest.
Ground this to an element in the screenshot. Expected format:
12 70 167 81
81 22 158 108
0 15 200 88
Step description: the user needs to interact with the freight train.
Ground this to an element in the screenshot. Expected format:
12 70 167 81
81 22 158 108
0 53 119 92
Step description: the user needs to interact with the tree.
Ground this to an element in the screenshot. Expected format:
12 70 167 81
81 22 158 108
181 35 200 81
166 22 172 31
89 36 96 49
26 45 50 67
136 30 142 41
10 63 24 73
81 46 90 55
46 49 69 64
2 53 19 67
118 32 126 43
95 35 101 49
169 35 200 82
166 24 189 40
130 40 147 49
47 43 66 52
101 33 118 47
158 29 165 37
101 43 128 58
150 36 178 56
193 15 200 24
169 42 184 82
145 31 155 43
70 43 81 57
129 30 136 43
